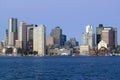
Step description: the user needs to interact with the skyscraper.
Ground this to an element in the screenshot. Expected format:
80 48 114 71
113 28 118 48
18 22 27 49
81 25 95 49
8 18 18 47
50 26 62 48
5 29 8 47
33 25 46 56
96 24 118 51
61 34 67 47
96 24 104 44
26 24 37 51
101 27 117 50
87 25 95 49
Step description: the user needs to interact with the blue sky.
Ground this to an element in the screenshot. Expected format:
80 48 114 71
0 0 120 44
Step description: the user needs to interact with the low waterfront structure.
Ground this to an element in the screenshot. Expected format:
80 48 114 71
80 45 90 56
47 48 73 56
98 40 108 50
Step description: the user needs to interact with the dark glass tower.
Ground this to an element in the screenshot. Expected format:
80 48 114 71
96 24 104 44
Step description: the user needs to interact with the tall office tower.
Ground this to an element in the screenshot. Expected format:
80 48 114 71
33 25 46 56
96 24 104 44
86 25 95 49
101 28 112 44
18 22 27 49
96 24 118 50
50 26 62 48
26 24 37 51
81 25 95 49
5 29 8 47
101 27 117 50
8 18 18 47
61 34 67 47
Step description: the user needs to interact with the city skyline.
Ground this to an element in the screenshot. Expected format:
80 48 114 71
0 18 119 45
0 0 120 44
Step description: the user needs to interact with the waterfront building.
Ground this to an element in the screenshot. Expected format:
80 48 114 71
86 25 95 49
113 28 117 48
5 29 8 47
101 28 112 44
33 25 46 56
18 22 27 50
15 40 23 49
26 24 37 51
2 48 7 54
96 24 117 49
13 48 18 55
8 18 18 47
81 25 95 49
96 24 104 44
0 41 3 49
50 26 62 48
97 40 108 55
47 48 73 56
98 40 108 50
80 45 90 55
61 34 67 47
101 27 117 51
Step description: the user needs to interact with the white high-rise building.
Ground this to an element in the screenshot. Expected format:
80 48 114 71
33 25 46 56
18 22 27 49
8 18 18 47
86 25 93 33
86 25 95 49
81 25 95 49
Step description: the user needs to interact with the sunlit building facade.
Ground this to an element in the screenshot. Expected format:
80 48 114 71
33 25 46 56
8 18 18 47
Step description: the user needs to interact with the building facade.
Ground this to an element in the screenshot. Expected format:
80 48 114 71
33 25 46 56
26 24 37 51
101 27 117 51
61 34 67 47
18 22 27 50
96 24 104 44
5 29 8 47
15 40 23 49
82 32 88 45
80 45 90 55
8 18 18 47
46 36 54 48
81 25 95 49
50 27 62 48
96 24 118 51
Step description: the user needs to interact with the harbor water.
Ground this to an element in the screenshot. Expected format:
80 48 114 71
0 56 120 80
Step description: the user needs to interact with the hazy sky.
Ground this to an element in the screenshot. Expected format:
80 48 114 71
0 0 120 44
